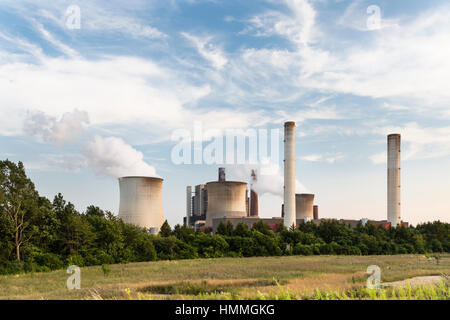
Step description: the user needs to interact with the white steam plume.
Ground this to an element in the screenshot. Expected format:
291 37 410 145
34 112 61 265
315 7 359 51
25 110 158 177
82 135 157 178
226 163 308 197
24 109 89 145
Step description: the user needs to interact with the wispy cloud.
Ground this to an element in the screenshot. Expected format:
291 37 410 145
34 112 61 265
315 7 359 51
181 32 228 69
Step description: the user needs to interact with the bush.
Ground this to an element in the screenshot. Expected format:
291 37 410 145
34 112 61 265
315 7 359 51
0 261 25 275
34 253 64 270
67 255 84 267
293 244 314 256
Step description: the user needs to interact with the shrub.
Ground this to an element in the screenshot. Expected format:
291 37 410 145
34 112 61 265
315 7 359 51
34 253 64 270
67 254 84 267
293 244 314 256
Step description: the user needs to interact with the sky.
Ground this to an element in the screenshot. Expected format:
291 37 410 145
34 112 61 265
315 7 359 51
0 0 449 227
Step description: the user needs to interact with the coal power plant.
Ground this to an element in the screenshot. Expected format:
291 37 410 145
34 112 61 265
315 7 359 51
118 176 164 233
116 122 407 235
183 121 407 233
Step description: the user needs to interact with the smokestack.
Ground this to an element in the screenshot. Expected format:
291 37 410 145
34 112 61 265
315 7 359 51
186 186 192 226
250 190 258 217
313 205 319 220
387 134 401 226
118 176 164 233
249 169 258 217
218 167 226 182
284 121 296 228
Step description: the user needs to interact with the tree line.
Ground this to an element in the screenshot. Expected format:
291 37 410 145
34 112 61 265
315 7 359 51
0 159 449 275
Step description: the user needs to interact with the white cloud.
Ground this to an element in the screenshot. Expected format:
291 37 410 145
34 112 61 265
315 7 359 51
370 123 450 164
300 152 345 163
181 32 228 69
244 0 317 45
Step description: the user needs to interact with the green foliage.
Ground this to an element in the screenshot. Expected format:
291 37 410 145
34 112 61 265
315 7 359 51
101 264 111 277
0 159 449 275
159 220 172 237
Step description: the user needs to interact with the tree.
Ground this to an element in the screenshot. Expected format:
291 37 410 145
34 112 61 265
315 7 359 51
0 160 39 261
159 220 172 237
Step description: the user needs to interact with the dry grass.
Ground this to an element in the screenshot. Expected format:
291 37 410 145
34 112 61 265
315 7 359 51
0 254 448 300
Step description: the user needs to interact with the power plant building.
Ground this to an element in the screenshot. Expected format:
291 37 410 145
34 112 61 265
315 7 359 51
184 124 408 233
118 176 164 233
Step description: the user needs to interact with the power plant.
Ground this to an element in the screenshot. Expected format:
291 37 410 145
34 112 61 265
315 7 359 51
117 122 407 234
118 176 164 233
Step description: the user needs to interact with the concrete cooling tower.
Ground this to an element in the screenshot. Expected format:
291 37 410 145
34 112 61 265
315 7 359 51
205 181 247 227
118 176 164 233
296 194 315 220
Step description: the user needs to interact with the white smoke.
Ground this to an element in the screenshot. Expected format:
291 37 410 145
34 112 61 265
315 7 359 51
25 110 158 178
226 163 308 197
24 109 89 145
82 135 157 178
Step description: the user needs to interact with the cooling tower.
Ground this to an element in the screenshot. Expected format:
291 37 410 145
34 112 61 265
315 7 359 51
387 134 401 226
205 181 247 227
118 176 164 232
296 194 315 220
284 121 296 228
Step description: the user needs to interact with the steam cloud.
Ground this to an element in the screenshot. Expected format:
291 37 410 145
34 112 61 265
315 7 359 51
24 109 89 145
25 110 158 178
226 163 308 197
82 135 157 178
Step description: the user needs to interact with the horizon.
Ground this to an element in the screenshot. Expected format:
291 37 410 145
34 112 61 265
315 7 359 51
0 0 449 227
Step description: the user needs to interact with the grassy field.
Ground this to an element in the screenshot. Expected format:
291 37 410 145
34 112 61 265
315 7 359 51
0 254 448 300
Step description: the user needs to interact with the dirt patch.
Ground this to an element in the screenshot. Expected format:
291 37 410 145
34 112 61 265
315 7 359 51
139 278 289 296
382 276 444 288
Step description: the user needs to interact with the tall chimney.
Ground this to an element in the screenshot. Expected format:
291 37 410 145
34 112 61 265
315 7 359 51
387 134 401 226
249 169 258 217
284 121 296 228
218 167 226 182
313 205 319 220
186 186 192 226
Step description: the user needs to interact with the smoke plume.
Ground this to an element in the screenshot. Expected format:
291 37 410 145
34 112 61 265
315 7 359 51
24 109 89 145
226 163 308 197
25 110 158 178
82 135 158 178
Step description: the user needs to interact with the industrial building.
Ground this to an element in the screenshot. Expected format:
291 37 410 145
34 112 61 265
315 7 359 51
185 122 407 233
115 122 407 234
118 176 164 233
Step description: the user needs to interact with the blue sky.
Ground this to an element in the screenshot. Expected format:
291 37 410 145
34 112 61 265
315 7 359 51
0 0 449 226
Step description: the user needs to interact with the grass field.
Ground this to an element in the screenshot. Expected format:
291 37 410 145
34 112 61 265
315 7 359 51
0 254 449 300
